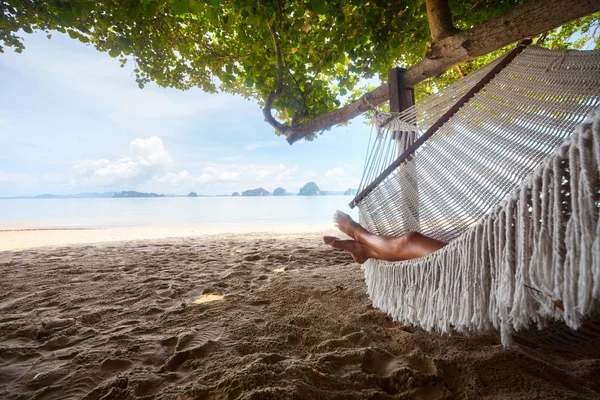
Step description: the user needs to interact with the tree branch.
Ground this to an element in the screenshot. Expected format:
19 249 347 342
262 22 289 133
426 0 457 42
285 0 600 144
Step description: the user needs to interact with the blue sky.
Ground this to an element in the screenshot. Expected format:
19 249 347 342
0 32 374 196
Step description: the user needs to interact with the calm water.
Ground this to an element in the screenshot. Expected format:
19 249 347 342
0 196 359 231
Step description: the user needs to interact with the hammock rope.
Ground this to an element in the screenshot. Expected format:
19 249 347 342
352 45 600 345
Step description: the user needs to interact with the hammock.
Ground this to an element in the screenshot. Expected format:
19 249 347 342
351 45 600 346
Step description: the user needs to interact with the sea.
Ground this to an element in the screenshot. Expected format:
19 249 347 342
0 196 360 232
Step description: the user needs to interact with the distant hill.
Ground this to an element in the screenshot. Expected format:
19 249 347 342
298 182 325 196
273 187 287 196
1 186 357 200
113 191 165 198
242 187 270 196
40 192 116 199
1 192 116 199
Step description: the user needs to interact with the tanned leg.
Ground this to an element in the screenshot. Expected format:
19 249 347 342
332 210 446 261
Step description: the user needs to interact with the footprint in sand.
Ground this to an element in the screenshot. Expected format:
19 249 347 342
160 340 220 372
243 254 261 262
257 353 288 365
100 358 133 373
248 299 270 309
266 253 290 261
130 374 164 397
159 327 227 372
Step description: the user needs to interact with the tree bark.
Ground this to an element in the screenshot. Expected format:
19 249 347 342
262 23 287 132
283 0 600 144
426 0 457 41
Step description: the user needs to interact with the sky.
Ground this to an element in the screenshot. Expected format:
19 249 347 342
0 31 375 197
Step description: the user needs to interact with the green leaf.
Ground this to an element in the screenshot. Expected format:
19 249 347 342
189 0 203 14
305 0 326 14
205 7 218 25
171 0 189 15
3 0 595 141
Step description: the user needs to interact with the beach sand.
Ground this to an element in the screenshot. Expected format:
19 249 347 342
1 231 599 399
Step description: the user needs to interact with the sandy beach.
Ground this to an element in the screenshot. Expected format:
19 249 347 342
1 230 599 399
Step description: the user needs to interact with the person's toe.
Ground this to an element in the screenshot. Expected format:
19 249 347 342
323 235 339 245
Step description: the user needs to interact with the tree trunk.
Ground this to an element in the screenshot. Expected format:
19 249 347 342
426 0 457 41
284 0 600 144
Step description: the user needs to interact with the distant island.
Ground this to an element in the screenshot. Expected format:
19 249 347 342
273 187 287 196
2 184 358 199
242 187 270 196
299 182 325 196
113 191 165 198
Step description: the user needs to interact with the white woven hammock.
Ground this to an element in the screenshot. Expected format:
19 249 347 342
354 46 600 346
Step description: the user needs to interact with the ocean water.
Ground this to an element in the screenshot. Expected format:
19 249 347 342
0 196 359 231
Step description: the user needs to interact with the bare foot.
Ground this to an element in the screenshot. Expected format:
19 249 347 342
333 210 367 240
323 235 371 264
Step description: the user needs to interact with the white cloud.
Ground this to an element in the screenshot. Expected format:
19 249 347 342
70 136 171 187
85 159 141 186
130 136 172 167
325 167 345 178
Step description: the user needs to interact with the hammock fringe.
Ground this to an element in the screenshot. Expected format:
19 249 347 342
360 110 600 346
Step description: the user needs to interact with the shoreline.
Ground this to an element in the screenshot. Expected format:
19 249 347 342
0 224 337 252
0 227 98 232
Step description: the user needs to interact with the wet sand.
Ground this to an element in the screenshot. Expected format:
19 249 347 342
1 231 599 399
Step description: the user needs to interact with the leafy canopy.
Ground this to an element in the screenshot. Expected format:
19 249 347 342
1 0 598 136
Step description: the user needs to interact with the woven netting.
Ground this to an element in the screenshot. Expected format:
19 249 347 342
359 52 509 192
361 109 600 346
355 46 600 346
359 46 600 242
